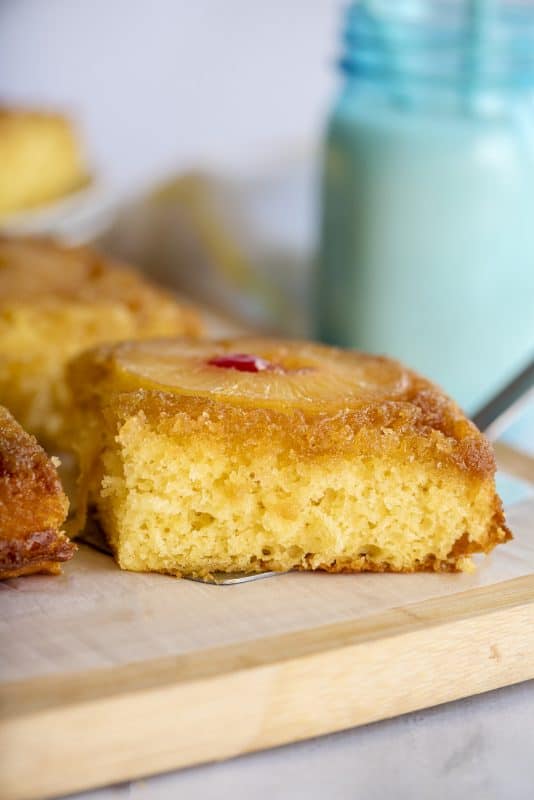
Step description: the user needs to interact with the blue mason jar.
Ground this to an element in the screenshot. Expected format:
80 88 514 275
316 0 534 413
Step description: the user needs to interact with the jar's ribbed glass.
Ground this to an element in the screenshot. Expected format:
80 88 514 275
341 0 534 91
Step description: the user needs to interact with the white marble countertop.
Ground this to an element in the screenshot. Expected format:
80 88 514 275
68 679 534 800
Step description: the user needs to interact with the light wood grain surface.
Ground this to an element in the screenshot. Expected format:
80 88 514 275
65 678 534 800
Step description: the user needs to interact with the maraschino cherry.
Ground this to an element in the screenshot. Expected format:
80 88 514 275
207 353 276 373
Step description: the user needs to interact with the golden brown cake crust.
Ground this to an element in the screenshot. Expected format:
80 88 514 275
0 406 73 578
0 235 202 335
76 336 500 479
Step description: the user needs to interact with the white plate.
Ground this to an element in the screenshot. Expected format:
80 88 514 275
0 181 118 244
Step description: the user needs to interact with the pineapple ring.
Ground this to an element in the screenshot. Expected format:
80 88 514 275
110 337 412 410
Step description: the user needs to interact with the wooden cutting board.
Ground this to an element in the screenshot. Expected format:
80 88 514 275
1 496 533 800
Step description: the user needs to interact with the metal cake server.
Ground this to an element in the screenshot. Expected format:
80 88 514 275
472 359 534 442
78 518 280 584
78 358 534 584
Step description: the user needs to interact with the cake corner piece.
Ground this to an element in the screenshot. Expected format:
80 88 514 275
67 337 511 578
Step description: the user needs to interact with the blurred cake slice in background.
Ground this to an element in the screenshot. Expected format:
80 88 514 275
0 235 203 447
0 405 73 579
0 107 88 217
0 106 117 244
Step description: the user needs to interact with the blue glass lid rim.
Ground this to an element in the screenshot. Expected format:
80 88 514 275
341 2 534 88
343 2 534 56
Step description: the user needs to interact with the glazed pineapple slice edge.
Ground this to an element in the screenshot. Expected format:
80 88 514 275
80 336 416 411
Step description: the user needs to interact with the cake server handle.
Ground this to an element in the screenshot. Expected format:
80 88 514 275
472 358 534 486
472 358 534 439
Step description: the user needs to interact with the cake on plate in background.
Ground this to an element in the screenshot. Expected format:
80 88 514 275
0 107 88 217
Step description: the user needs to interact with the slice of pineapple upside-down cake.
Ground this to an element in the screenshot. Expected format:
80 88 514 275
66 337 510 578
